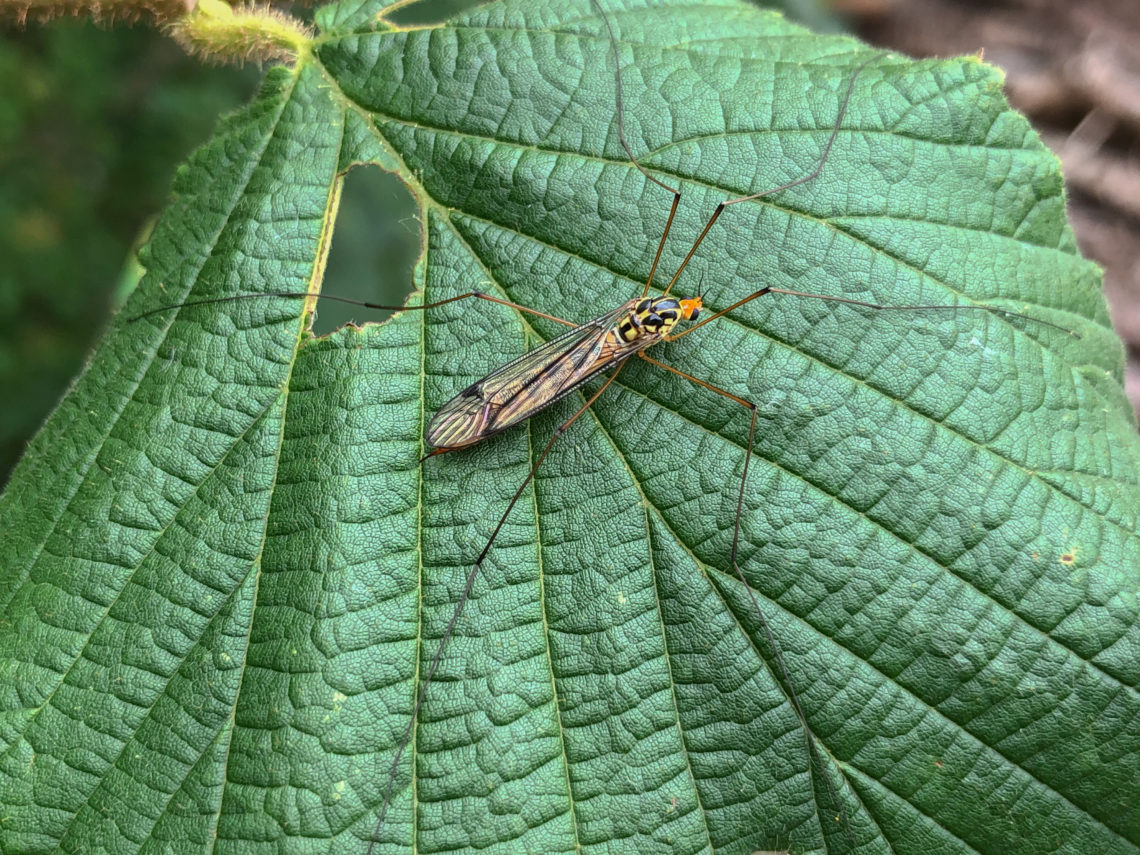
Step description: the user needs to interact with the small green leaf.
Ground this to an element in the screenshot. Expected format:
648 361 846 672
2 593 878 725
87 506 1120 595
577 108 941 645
1 1 1138 854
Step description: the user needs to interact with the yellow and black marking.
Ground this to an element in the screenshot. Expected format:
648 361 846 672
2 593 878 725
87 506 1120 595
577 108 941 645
616 296 698 342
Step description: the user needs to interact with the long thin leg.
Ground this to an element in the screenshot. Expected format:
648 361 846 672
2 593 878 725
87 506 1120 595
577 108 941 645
636 350 855 850
591 0 681 299
666 285 1075 343
365 365 627 855
129 289 580 328
661 53 881 298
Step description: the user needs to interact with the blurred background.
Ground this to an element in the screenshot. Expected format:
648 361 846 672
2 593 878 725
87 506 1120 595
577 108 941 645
1 0 1137 486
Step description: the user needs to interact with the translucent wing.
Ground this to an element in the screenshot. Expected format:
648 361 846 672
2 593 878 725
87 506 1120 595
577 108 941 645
426 302 637 449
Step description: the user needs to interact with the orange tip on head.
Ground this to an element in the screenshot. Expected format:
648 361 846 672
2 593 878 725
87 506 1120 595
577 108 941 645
679 297 703 321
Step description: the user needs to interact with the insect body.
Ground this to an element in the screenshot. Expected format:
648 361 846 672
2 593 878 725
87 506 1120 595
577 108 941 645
426 296 702 450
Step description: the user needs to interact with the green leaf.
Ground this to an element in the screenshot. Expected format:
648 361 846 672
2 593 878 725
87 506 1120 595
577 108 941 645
2 1 1138 854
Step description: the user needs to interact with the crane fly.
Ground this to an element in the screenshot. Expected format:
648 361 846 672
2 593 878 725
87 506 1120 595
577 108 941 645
423 294 706 450
129 2 1076 852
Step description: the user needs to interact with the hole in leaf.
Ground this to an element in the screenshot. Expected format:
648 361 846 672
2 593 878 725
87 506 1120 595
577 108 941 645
314 164 419 336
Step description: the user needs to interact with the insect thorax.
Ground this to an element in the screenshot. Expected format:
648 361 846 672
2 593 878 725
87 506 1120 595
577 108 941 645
616 297 686 343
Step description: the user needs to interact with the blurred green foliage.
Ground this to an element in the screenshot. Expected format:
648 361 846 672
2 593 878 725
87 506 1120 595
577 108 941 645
0 21 260 483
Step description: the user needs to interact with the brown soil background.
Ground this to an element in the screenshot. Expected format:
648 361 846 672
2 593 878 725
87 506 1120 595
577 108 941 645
841 0 1140 422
